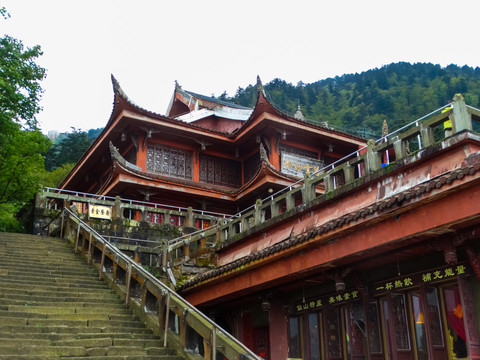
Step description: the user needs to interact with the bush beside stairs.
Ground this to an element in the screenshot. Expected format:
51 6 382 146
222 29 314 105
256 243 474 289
0 232 185 360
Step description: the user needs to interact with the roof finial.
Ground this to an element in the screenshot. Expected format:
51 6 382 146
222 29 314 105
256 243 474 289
257 75 265 95
175 80 182 90
294 102 305 121
111 74 127 99
382 119 389 137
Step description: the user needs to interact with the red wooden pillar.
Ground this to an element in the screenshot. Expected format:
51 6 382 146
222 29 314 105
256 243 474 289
268 300 288 360
137 133 147 171
458 276 480 359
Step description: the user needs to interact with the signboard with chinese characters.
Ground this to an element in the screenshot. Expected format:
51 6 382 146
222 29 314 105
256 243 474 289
373 263 468 296
281 153 324 178
88 204 112 220
294 289 361 313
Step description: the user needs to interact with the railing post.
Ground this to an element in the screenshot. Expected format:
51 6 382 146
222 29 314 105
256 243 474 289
158 293 166 336
164 292 171 348
179 309 188 350
112 262 118 283
87 233 93 264
241 214 250 232
254 199 262 225
186 207 194 227
301 174 315 202
183 241 190 260
141 280 148 308
393 135 407 160
324 174 334 192
99 243 106 280
344 164 355 184
286 191 295 211
74 223 80 253
204 328 216 360
228 222 235 237
125 263 132 307
212 328 217 360
60 211 65 238
271 200 280 218
451 93 472 133
366 139 381 174
420 123 434 148
163 212 171 225
162 242 169 267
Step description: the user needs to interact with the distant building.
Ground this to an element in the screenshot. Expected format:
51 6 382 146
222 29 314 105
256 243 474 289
47 130 59 140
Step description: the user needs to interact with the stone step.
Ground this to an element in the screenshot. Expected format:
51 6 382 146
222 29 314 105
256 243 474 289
0 294 122 305
0 233 185 360
0 357 183 360
0 332 158 341
0 316 147 329
0 270 99 280
0 345 88 357
0 287 118 298
0 281 113 293
0 323 153 335
0 310 135 322
0 276 107 288
0 345 175 357
0 278 109 290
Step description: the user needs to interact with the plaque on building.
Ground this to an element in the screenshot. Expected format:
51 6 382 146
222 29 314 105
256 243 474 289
281 153 324 178
88 204 112 220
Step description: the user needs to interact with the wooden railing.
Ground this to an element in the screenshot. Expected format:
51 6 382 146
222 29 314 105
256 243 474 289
167 94 480 263
47 208 261 360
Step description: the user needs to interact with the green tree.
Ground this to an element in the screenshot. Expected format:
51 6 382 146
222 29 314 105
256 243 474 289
45 128 95 171
0 34 48 232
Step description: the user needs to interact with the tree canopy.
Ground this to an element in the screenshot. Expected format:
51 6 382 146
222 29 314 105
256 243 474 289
0 34 49 231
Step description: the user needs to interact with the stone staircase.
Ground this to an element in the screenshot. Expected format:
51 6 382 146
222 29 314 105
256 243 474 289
0 232 184 360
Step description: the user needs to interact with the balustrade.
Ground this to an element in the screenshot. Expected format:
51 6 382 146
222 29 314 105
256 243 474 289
47 208 261 360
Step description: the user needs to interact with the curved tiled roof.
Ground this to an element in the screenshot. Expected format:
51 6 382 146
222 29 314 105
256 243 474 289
177 161 480 291
109 75 236 136
111 75 365 142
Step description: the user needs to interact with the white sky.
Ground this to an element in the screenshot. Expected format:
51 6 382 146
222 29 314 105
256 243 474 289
2 0 480 134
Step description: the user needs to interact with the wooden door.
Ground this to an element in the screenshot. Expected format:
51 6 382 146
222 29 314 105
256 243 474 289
324 307 343 360
381 294 415 360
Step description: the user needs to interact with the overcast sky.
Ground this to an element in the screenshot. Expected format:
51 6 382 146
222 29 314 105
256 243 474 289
2 0 480 134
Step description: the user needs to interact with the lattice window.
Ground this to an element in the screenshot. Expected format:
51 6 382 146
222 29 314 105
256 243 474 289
199 154 241 187
146 144 192 180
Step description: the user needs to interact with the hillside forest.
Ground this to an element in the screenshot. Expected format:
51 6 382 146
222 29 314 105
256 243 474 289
226 62 480 138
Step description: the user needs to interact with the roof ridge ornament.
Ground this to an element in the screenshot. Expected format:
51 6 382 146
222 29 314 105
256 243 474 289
294 104 305 121
111 74 128 100
257 75 266 96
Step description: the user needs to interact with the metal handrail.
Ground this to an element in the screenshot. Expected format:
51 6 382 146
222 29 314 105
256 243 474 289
57 207 261 360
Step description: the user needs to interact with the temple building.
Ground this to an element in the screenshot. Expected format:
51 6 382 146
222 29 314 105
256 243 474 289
60 76 365 214
56 76 480 360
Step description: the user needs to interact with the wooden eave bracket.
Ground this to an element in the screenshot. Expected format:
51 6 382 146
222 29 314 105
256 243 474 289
140 127 161 151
